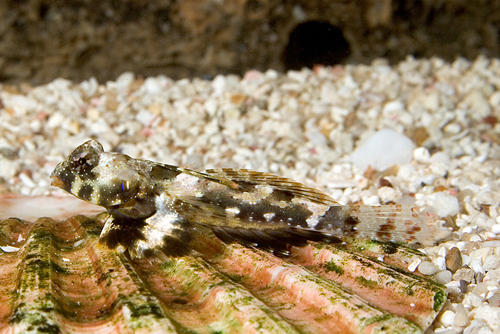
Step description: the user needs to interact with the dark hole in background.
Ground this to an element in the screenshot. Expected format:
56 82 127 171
283 21 351 71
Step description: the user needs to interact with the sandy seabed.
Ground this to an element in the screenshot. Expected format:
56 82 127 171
1 56 500 333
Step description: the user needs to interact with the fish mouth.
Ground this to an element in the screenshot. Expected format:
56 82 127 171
50 175 65 188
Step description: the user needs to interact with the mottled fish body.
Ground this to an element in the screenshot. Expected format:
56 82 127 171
51 140 446 258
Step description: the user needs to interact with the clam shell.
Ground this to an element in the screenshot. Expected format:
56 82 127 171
0 199 446 334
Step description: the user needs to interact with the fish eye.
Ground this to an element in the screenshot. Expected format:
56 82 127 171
71 153 95 176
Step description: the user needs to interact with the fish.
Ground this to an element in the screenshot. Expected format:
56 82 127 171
50 140 446 258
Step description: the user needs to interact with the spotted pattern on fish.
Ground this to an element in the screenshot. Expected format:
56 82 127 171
50 140 446 258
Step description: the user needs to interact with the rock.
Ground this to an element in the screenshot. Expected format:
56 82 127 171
418 261 438 275
470 258 486 274
413 147 431 163
446 247 463 273
483 255 500 271
351 129 415 171
435 256 447 271
438 310 456 327
454 268 475 283
492 224 500 234
435 270 452 284
429 192 460 217
459 279 469 293
464 292 484 308
454 303 470 327
473 305 500 330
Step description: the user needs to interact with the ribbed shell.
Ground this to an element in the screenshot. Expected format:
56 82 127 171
0 214 446 334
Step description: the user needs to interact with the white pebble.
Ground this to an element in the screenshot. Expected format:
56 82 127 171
428 192 460 217
383 100 405 113
143 77 163 94
483 256 500 271
418 261 438 275
444 123 462 134
80 77 98 96
470 235 483 242
413 147 431 163
464 89 491 120
430 162 449 177
430 151 451 165
435 256 447 271
408 258 422 272
377 186 401 203
464 320 491 334
470 258 486 274
351 129 415 171
435 270 453 284
114 72 134 93
438 247 447 257
464 292 484 308
473 305 500 330
397 163 416 179
463 226 474 234
489 90 500 106
491 224 500 234
456 218 470 228
86 108 100 121
470 248 491 261
482 241 500 248
46 112 65 128
136 109 156 125
422 91 440 110
454 303 469 327
0 160 18 180
18 172 36 188
211 75 227 96
363 195 380 206
439 310 456 327
462 254 471 266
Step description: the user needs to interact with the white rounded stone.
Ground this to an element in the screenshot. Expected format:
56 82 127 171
491 224 500 234
439 310 456 327
418 261 438 275
435 270 453 284
429 192 460 217
350 129 415 171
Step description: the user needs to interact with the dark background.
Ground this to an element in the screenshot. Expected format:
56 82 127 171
2 0 500 85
